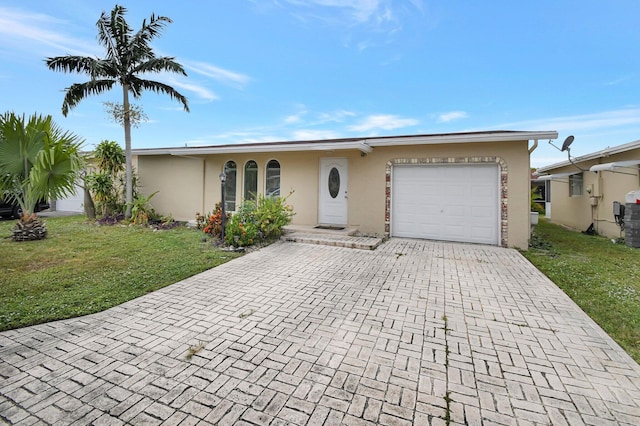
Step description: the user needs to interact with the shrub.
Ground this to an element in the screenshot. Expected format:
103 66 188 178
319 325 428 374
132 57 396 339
129 191 158 225
224 200 257 246
224 192 294 247
254 193 294 239
201 202 231 240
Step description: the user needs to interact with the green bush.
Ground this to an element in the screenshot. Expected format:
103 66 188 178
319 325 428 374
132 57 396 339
224 192 294 247
254 193 294 239
129 191 158 225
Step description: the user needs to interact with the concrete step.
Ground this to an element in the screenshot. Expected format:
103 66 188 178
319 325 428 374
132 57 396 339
281 232 383 250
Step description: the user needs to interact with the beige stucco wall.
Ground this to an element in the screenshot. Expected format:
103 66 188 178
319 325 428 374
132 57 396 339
546 148 640 238
135 139 533 248
137 155 205 221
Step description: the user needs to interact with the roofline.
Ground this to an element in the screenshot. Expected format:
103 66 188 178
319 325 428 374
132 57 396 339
537 139 640 173
132 130 558 156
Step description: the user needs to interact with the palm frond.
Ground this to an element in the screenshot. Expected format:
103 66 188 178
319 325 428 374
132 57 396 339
0 113 48 178
129 77 190 112
97 5 132 65
129 14 172 58
45 56 117 79
62 80 116 116
132 57 188 76
30 143 83 201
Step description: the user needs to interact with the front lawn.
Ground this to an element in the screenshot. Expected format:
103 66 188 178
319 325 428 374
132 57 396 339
523 219 640 363
0 215 241 331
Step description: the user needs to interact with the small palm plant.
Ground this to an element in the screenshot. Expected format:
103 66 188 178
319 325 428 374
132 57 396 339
129 191 158 225
0 112 83 241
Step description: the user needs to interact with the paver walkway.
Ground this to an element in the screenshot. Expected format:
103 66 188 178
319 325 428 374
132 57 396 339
2 239 640 425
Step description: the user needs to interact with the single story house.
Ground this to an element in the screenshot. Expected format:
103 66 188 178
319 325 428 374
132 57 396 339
535 139 640 239
132 130 557 248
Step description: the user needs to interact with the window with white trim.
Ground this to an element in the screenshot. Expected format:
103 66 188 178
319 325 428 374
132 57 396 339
265 159 280 198
244 160 258 201
223 161 237 211
569 173 583 197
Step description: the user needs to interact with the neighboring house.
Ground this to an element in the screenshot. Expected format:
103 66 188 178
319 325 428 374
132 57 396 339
132 130 557 248
536 139 640 239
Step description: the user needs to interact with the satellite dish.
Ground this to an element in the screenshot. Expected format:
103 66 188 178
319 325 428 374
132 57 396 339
561 135 574 152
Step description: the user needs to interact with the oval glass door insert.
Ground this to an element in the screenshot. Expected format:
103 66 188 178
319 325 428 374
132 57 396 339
328 167 340 198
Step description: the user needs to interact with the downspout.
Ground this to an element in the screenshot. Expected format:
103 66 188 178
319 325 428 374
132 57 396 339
528 139 538 154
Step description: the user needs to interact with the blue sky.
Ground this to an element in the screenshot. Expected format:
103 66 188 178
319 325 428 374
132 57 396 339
1 1 640 168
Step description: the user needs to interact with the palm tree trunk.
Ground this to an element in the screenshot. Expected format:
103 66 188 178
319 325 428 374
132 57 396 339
83 184 96 220
123 84 133 219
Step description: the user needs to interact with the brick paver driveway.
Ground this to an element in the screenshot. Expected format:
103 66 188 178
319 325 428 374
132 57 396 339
2 239 640 425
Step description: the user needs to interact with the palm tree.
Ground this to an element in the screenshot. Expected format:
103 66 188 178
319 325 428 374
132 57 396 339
45 4 189 218
0 112 83 241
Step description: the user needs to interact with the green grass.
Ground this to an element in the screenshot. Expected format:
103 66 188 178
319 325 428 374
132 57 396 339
0 215 241 331
523 219 640 362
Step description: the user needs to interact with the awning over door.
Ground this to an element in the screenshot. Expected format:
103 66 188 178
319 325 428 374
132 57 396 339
535 171 580 181
589 160 640 172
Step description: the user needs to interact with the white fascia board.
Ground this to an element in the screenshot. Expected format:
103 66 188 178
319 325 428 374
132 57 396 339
589 160 640 172
366 131 558 147
538 140 640 173
133 140 372 156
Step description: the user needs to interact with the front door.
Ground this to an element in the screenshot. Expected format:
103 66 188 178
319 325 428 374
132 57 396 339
318 158 348 225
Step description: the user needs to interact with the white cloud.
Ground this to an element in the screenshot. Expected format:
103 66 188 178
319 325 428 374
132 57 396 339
182 61 251 88
284 114 302 124
292 129 340 140
437 111 468 123
282 0 382 23
190 129 287 146
316 110 356 123
494 108 640 133
283 106 355 125
162 75 218 102
348 114 419 132
605 75 633 86
0 7 98 57
283 104 309 124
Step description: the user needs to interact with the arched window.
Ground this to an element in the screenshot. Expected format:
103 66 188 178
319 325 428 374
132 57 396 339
266 159 281 198
244 160 258 201
223 161 237 211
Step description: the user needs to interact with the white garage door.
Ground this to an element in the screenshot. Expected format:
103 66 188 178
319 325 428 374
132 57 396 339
56 184 84 213
392 164 499 245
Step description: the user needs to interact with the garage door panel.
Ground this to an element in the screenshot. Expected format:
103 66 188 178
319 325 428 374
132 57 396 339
471 205 493 217
443 224 465 239
392 164 499 245
472 186 494 198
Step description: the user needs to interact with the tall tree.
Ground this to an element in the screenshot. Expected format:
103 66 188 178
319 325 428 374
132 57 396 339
45 4 189 218
0 112 83 241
